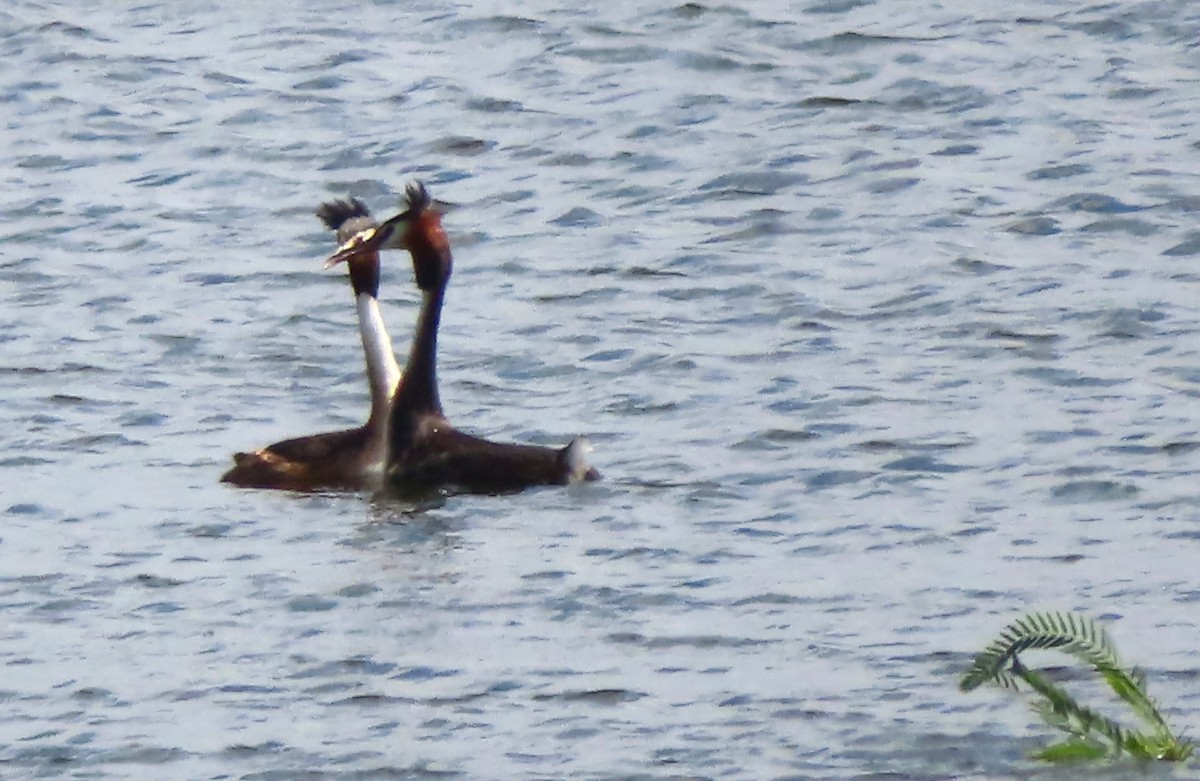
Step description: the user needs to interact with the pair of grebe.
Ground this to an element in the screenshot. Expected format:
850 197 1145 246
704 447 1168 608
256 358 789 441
221 183 598 493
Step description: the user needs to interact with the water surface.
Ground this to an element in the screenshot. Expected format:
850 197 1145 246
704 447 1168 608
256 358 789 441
2 2 1200 779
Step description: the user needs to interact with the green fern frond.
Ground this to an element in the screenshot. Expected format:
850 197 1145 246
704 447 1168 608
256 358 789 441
961 611 1193 763
1019 664 1130 749
961 611 1119 692
1097 666 1171 735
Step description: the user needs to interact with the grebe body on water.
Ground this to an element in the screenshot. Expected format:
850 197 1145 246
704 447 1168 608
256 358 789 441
325 182 599 494
221 199 402 491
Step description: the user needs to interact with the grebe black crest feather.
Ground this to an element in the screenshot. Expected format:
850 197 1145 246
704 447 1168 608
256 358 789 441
317 198 372 232
404 182 432 214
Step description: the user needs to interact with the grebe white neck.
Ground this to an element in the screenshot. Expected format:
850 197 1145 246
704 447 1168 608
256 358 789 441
356 292 401 424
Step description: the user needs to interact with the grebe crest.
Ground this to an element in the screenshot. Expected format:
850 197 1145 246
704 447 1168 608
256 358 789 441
403 181 432 214
317 198 375 245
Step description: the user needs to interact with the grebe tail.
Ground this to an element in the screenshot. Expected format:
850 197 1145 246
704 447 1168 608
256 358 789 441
561 437 600 483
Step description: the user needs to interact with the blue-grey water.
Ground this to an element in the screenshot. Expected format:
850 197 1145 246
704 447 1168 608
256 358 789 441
3 1 1200 778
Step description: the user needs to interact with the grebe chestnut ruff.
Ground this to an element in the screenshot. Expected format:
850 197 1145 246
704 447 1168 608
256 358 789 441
325 182 599 493
221 199 402 490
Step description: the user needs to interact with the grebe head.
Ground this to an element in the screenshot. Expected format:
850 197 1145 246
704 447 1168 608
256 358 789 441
317 197 382 296
324 182 452 292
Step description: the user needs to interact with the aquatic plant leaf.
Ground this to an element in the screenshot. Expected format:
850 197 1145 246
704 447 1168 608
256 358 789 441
1034 739 1109 762
961 611 1193 763
960 611 1119 692
1019 665 1130 751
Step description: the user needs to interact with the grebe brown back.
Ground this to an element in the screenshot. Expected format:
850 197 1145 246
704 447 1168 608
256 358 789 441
325 182 599 494
221 198 402 491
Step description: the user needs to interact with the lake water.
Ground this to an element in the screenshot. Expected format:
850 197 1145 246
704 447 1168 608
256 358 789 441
3 1 1200 778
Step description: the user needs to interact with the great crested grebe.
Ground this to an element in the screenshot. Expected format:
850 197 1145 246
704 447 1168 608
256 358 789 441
325 181 599 493
221 198 403 490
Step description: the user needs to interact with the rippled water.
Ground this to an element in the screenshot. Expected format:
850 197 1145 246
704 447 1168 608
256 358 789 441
3 1 1200 778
